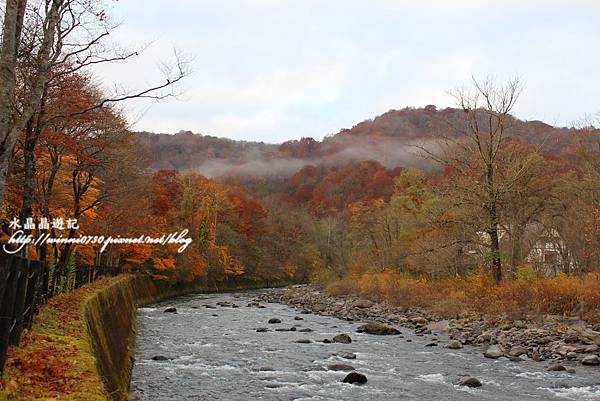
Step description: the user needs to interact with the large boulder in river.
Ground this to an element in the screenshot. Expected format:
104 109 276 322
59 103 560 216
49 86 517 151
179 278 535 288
547 363 566 371
508 346 527 357
446 340 463 349
268 318 282 324
484 344 504 359
459 377 482 388
342 372 367 385
333 334 352 344
163 307 177 313
427 320 451 333
357 322 401 335
581 355 600 365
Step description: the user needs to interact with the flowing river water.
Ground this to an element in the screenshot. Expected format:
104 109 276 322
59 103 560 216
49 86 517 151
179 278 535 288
130 290 600 401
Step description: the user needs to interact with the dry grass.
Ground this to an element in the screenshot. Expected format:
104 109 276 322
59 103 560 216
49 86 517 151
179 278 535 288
326 269 600 322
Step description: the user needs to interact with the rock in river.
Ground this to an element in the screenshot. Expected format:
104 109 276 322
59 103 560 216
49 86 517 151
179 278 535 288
163 307 177 313
342 372 368 385
484 344 504 359
447 340 463 349
333 334 352 344
328 364 355 371
151 355 171 361
335 352 357 360
581 355 600 366
460 377 482 388
268 318 282 324
508 346 527 357
356 322 401 335
547 363 566 371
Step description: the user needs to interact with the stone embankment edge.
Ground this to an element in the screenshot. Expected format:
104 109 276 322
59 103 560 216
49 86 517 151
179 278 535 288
81 274 284 400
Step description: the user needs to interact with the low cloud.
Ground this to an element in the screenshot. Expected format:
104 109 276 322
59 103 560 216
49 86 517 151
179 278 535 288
194 137 438 178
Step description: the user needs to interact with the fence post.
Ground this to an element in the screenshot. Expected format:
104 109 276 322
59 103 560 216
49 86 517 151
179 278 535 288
33 261 46 319
74 265 81 289
0 256 20 375
0 253 11 307
38 259 49 303
9 258 30 346
23 261 41 330
75 265 84 289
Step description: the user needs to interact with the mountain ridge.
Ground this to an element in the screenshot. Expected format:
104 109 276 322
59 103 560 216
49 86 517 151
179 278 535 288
136 106 573 177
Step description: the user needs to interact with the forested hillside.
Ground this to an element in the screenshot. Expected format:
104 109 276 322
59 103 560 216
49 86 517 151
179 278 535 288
137 105 572 178
130 93 600 317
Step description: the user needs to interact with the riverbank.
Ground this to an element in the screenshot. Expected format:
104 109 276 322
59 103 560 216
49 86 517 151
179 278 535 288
0 275 163 401
0 277 118 401
0 274 288 401
260 285 600 368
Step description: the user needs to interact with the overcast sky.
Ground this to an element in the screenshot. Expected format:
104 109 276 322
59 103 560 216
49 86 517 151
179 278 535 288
92 0 599 143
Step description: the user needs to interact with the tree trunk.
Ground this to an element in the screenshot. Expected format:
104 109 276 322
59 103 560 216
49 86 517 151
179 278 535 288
0 0 27 204
20 117 42 227
0 0 64 206
488 202 502 282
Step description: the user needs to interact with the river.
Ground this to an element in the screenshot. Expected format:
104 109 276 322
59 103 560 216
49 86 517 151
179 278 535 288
130 290 600 401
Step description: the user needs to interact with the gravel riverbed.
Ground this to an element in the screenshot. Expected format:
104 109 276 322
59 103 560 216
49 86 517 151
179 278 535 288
260 286 600 367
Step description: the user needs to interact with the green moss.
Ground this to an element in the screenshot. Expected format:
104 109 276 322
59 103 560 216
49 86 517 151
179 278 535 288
0 279 114 400
1 274 288 401
83 275 152 400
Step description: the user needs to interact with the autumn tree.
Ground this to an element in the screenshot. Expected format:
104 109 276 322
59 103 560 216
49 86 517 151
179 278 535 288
543 126 600 273
259 194 317 283
0 0 188 213
0 0 63 206
420 77 526 281
347 168 454 277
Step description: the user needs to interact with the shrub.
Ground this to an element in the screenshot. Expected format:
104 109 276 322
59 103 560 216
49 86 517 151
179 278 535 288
323 268 600 322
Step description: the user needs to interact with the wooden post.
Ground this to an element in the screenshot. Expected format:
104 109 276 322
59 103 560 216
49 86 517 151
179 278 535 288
0 256 20 374
23 260 41 330
9 257 30 345
39 260 49 303
0 253 11 306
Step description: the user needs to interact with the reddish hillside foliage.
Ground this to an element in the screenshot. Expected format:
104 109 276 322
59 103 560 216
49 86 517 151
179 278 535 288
286 161 402 216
